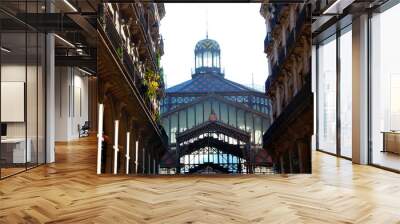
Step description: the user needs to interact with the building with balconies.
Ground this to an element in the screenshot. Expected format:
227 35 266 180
96 2 168 175
0 0 168 179
260 3 313 173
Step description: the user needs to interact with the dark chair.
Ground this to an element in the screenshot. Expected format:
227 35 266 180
79 121 90 138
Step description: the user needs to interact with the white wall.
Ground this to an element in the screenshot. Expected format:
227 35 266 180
1 65 26 139
1 63 46 164
1 65 38 138
55 66 89 141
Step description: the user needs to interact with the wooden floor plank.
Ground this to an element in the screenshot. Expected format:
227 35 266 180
0 136 400 223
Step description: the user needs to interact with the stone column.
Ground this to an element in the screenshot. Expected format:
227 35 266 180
176 143 181 174
135 140 139 174
352 14 369 164
148 152 151 174
125 131 130 175
45 0 55 163
142 147 145 174
113 120 119 174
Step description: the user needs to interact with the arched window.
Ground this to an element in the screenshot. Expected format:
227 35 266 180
202 52 206 67
204 52 207 67
196 55 201 68
204 52 208 67
201 53 204 67
208 52 212 67
205 52 209 67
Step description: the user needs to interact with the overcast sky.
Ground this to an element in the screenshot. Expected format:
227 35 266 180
160 3 268 91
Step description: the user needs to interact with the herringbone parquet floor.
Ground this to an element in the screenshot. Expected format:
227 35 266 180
1 137 400 224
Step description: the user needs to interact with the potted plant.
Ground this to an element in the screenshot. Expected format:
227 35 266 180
116 46 123 59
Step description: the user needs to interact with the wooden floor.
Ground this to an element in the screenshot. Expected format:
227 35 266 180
372 150 400 171
1 137 400 223
0 167 26 178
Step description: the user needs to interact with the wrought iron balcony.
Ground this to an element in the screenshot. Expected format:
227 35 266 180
147 2 156 17
265 63 279 93
157 3 166 19
158 35 164 56
277 47 286 66
269 4 287 33
265 7 309 94
101 7 163 121
287 29 295 51
263 74 312 149
295 5 307 35
133 3 158 72
269 14 279 33
264 32 272 53
273 4 283 19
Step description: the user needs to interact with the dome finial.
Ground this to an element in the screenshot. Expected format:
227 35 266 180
206 9 208 39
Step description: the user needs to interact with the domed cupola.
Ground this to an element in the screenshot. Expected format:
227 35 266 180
193 38 223 77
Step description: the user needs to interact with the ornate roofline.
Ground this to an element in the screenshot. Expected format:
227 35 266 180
165 91 267 98
176 120 251 143
166 73 264 94
179 136 244 158
161 93 270 119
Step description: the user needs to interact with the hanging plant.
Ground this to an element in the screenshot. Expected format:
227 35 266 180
144 69 161 101
156 52 161 68
155 110 161 124
116 46 123 59
148 80 159 99
159 67 165 86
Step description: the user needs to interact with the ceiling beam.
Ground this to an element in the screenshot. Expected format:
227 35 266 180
55 55 96 70
103 0 306 2
67 13 97 39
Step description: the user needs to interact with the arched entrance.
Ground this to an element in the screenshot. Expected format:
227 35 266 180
176 120 251 174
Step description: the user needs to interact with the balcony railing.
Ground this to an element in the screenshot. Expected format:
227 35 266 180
266 4 293 54
287 29 295 51
264 32 272 53
265 7 309 94
122 49 138 83
277 47 286 66
157 35 164 55
263 74 312 148
295 5 307 35
101 7 161 121
269 13 279 33
269 4 287 33
265 63 279 93
134 3 158 71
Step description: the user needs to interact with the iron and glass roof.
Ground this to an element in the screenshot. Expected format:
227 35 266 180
166 73 260 94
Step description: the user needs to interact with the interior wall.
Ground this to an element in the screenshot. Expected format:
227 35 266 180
1 64 39 138
55 66 89 141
